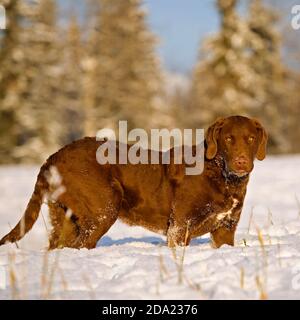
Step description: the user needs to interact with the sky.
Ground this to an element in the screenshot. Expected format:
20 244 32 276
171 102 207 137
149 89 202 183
59 0 297 74
144 0 219 73
59 0 220 74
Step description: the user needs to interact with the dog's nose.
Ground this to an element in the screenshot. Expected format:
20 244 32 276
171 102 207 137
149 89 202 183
234 156 249 171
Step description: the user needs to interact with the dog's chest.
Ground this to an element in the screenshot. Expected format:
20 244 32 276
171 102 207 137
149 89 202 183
210 198 239 230
215 198 239 220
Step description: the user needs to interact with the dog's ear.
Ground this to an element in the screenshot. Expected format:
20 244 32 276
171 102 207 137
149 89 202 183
251 119 268 161
205 117 226 160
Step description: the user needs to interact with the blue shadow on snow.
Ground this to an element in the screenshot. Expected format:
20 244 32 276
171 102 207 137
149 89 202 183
97 235 210 247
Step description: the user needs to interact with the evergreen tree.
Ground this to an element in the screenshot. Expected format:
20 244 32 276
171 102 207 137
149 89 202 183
60 15 84 144
13 0 63 162
0 0 23 163
83 0 165 135
189 0 258 128
190 0 291 153
248 0 291 152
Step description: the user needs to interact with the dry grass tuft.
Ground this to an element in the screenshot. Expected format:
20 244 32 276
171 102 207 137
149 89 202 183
295 194 300 219
8 251 19 299
240 267 245 289
255 275 268 300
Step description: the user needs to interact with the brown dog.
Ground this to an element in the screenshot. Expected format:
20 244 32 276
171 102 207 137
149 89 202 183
0 116 267 249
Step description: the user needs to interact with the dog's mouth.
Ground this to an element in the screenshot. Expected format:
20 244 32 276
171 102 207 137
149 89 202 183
217 156 251 179
230 170 249 178
228 162 253 177
223 161 251 178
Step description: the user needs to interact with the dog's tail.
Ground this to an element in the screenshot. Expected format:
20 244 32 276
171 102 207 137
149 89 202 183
0 167 49 246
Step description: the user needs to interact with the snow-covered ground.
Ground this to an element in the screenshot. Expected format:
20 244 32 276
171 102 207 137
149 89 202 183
0 155 300 299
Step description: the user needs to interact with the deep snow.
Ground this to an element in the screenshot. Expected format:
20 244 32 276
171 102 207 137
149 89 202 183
0 155 300 299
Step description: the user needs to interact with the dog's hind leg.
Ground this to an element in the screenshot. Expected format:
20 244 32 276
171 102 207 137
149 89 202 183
72 178 124 249
48 202 63 249
48 202 81 249
49 199 121 249
48 175 123 249
72 201 120 249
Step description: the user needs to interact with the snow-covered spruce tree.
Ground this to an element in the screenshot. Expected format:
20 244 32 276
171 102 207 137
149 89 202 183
60 15 84 145
248 0 291 153
189 0 258 129
288 73 300 153
13 0 64 162
82 0 166 136
0 0 24 163
81 0 101 137
164 72 191 130
190 0 291 153
278 3 300 152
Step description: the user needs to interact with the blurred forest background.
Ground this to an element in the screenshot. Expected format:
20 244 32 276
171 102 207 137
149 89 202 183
0 0 299 164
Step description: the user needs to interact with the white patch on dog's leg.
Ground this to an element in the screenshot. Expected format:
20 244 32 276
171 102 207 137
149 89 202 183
216 198 239 221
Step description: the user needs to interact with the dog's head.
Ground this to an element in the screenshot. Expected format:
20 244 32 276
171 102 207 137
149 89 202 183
205 116 268 177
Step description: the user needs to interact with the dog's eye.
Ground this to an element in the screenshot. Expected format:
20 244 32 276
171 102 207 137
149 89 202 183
225 136 232 143
248 136 255 143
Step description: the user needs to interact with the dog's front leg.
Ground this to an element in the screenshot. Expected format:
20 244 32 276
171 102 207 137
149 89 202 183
167 219 191 247
210 209 241 248
210 226 236 248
